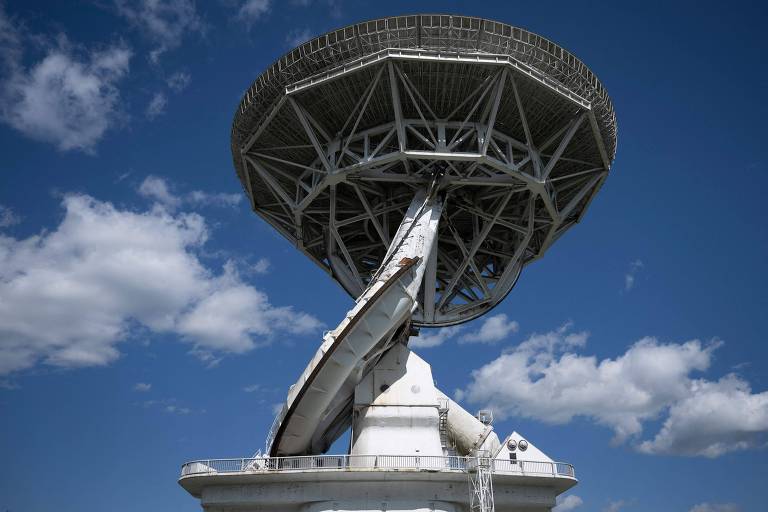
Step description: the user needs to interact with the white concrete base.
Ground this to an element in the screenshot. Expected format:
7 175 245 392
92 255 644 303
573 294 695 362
352 344 443 456
180 469 574 512
180 326 576 512
305 501 457 512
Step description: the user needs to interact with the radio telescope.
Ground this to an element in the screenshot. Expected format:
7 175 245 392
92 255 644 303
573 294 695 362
179 14 616 512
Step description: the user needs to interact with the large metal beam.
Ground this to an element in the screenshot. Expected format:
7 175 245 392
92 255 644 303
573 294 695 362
244 155 296 211
339 66 385 164
541 111 587 180
387 61 407 153
353 185 390 248
422 234 438 323
558 172 605 221
510 74 542 179
285 48 593 111
289 97 333 172
481 69 507 156
437 190 514 310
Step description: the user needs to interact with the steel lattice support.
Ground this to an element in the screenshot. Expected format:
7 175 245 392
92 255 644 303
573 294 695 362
236 44 614 327
469 453 495 512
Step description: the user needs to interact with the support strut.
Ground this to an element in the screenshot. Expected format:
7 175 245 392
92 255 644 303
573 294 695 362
267 186 443 456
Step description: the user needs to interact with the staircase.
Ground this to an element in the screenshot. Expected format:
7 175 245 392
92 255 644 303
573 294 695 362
438 397 453 455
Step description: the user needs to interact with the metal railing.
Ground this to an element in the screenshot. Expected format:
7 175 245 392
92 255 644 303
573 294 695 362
180 455 575 479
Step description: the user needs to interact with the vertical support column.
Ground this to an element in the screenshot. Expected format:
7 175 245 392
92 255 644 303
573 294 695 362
267 187 443 456
388 61 406 153
469 453 495 512
351 344 443 457
422 235 438 323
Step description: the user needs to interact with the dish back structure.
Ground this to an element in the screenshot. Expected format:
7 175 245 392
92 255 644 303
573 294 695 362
232 14 617 327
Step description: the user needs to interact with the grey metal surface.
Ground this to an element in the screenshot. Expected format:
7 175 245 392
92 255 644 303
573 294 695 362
267 190 442 457
231 14 617 326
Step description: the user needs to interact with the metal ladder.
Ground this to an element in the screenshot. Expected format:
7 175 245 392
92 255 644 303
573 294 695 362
437 397 451 455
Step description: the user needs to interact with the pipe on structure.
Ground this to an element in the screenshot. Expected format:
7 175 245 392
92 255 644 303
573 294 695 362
435 389 501 457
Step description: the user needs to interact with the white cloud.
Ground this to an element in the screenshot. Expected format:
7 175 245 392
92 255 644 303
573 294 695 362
138 175 181 209
689 504 740 512
0 379 20 390
252 257 270 274
139 175 242 210
603 501 625 512
134 382 152 392
0 8 131 152
0 194 206 374
0 194 321 376
459 313 518 344
167 71 190 91
624 259 643 292
177 262 323 353
114 0 203 63
237 0 271 24
638 375 768 457
409 313 519 348
289 0 341 17
0 7 21 64
410 326 463 349
459 323 768 457
141 398 195 414
0 205 20 228
243 384 261 392
145 72 190 119
146 91 167 119
187 190 242 208
286 27 311 48
553 495 583 512
165 404 191 414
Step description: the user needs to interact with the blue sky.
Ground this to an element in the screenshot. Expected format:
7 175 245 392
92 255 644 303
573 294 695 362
0 1 766 512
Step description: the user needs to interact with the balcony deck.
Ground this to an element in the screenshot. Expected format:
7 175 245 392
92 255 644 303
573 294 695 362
181 454 575 478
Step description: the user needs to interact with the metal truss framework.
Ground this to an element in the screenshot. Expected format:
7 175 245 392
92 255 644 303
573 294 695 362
232 15 617 160
469 452 495 512
239 54 611 326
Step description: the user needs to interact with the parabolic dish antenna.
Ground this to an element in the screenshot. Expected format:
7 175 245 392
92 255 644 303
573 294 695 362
228 14 616 458
232 14 616 328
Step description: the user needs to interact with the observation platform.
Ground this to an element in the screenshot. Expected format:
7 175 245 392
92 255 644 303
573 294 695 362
179 455 576 512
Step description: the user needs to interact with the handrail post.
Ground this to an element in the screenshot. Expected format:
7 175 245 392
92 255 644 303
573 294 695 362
179 455 577 479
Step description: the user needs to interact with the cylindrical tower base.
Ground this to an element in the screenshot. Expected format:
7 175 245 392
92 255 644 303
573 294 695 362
182 470 573 512
305 501 458 512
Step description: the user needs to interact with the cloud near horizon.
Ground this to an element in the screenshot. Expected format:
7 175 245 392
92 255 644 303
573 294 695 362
410 313 518 348
0 192 321 376
139 175 242 209
457 323 768 458
689 504 740 512
553 494 583 512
